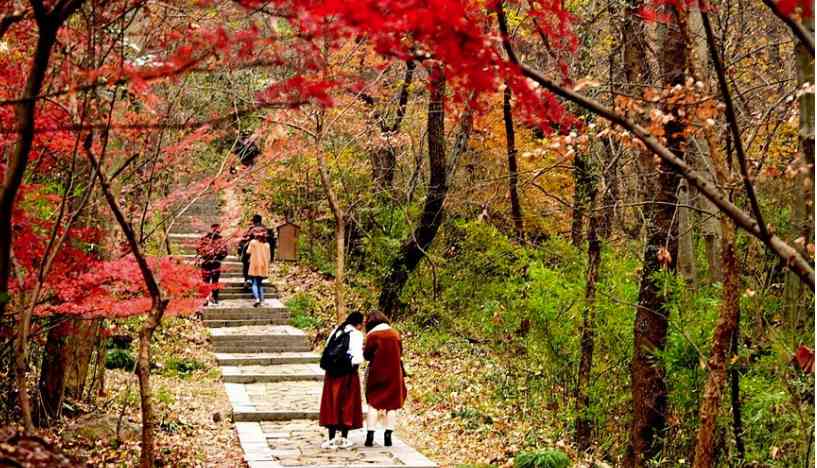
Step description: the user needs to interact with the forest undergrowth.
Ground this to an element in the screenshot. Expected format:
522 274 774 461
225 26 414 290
277 213 814 467
3 316 244 467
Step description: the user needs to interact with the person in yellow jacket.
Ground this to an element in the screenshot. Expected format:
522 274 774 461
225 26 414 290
247 228 271 307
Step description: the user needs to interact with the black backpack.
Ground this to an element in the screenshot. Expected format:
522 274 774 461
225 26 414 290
320 327 354 377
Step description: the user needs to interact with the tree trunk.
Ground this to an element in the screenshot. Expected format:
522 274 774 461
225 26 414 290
677 179 696 284
0 22 59 322
37 317 101 426
628 4 686 464
687 5 723 285
503 86 524 239
571 153 592 246
85 130 168 468
64 319 101 399
692 220 739 468
5 22 60 434
369 61 415 196
316 149 346 323
372 146 397 193
136 311 166 468
729 325 745 462
335 216 346 322
627 163 679 466
37 319 70 425
575 158 602 451
379 67 446 316
783 14 815 331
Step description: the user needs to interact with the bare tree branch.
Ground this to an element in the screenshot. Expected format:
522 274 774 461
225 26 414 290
760 0 815 56
494 1 815 288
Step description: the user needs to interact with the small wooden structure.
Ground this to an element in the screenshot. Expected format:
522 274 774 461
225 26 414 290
276 221 301 261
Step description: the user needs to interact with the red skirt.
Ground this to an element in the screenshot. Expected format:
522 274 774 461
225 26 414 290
319 371 363 429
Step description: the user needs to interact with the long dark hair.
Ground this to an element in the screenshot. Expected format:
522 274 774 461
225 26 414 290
340 312 364 330
365 311 390 332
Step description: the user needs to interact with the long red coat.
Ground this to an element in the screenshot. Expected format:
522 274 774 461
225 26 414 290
364 325 407 410
319 325 364 429
319 372 363 429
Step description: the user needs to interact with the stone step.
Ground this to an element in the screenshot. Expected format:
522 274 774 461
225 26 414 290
225 382 325 422
173 213 221 224
204 309 288 321
179 206 222 216
220 363 324 383
216 344 311 353
214 352 321 366
237 421 437 468
203 299 286 314
210 325 310 353
218 285 254 293
168 233 202 240
174 254 241 262
173 219 222 230
217 292 268 301
205 318 290 328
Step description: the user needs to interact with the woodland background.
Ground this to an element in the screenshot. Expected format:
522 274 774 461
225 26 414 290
0 0 814 466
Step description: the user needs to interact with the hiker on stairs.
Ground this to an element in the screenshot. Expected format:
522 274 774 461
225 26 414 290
363 311 407 447
239 214 266 289
196 223 228 306
319 312 365 450
247 229 271 307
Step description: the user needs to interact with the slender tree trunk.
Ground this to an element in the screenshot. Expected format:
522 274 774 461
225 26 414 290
571 153 591 246
335 215 346 321
575 162 601 451
85 130 168 468
677 180 696 284
503 86 524 239
5 22 60 434
783 14 815 331
693 220 739 467
1 21 59 319
316 150 346 323
628 4 687 464
687 5 723 285
729 324 745 462
379 66 447 316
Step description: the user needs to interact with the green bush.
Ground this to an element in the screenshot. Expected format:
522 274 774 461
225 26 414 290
105 349 136 371
286 293 322 329
513 450 570 468
163 357 205 377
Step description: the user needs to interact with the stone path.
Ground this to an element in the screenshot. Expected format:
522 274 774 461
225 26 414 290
170 194 436 468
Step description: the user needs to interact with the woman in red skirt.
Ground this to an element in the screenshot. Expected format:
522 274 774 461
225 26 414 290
319 312 364 449
363 311 407 447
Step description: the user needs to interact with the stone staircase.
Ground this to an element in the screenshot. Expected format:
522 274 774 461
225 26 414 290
170 193 436 468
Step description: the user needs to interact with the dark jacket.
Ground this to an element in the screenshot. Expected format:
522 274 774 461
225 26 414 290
197 232 228 271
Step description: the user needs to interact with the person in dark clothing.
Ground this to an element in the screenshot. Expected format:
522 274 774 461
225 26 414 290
319 312 365 449
197 224 228 305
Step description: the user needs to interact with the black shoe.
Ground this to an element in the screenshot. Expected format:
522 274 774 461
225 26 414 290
253 301 260 308
384 430 392 447
364 431 374 447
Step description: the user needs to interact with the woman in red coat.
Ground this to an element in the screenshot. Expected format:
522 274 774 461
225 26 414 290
363 311 407 447
319 312 364 449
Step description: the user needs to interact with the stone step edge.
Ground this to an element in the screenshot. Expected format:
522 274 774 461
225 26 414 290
215 352 320 365
221 373 323 384
205 319 290 328
214 346 312 354
236 422 437 468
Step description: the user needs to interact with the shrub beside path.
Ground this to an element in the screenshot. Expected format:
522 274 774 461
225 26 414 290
171 194 436 468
